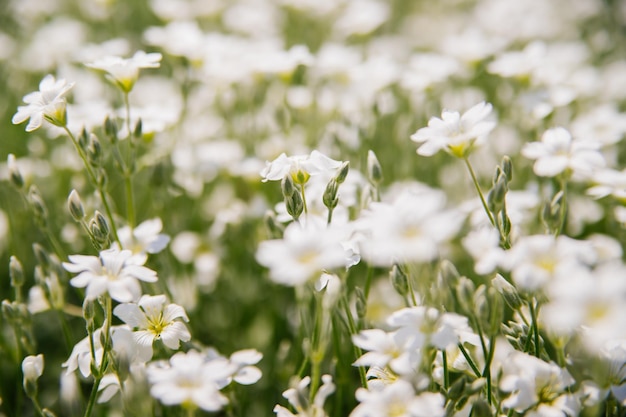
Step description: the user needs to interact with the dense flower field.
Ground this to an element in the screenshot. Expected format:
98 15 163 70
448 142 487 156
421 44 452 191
1 0 626 416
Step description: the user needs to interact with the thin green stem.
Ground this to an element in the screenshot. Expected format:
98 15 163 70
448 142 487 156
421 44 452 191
556 178 568 237
56 309 73 353
84 297 113 417
30 396 46 417
442 350 449 390
463 157 496 227
309 294 323 404
63 126 121 245
326 207 333 225
457 343 481 378
300 185 308 215
340 295 368 389
529 300 540 358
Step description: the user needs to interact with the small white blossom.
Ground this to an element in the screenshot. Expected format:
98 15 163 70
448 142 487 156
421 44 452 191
261 150 342 183
22 354 44 384
522 127 605 179
117 218 170 254
351 380 445 417
114 294 191 358
85 50 162 93
274 375 335 417
63 248 158 302
12 75 74 132
410 102 495 158
147 350 236 412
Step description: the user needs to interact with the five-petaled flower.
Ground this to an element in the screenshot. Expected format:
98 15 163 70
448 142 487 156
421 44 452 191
12 75 74 132
63 248 158 302
114 294 191 358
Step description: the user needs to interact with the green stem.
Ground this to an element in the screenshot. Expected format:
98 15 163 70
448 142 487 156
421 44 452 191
556 178 568 237
300 185 308 215
340 295 368 389
442 350 449 390
529 300 540 358
308 294 323 404
457 343 481 378
326 207 333 225
464 157 496 227
84 297 113 417
30 396 46 417
63 126 121 245
56 309 73 353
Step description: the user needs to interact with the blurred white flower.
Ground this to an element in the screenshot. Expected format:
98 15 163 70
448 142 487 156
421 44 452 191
147 350 236 412
274 375 335 417
114 294 190 357
352 329 417 376
85 50 162 93
63 248 158 302
256 220 353 286
12 75 74 132
351 380 445 417
500 351 577 416
522 127 605 179
410 102 495 158
117 218 170 254
587 168 626 202
356 190 462 267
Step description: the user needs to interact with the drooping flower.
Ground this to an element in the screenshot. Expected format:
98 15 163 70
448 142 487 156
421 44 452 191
85 50 162 93
63 248 158 302
12 74 74 132
22 354 44 385
114 294 190 358
410 101 495 158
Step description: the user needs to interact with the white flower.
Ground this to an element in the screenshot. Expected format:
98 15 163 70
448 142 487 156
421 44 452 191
256 220 353 286
85 50 162 93
521 127 605 179
114 294 190 358
356 190 462 267
351 380 445 417
22 354 44 384
147 350 236 412
274 375 335 417
410 102 495 158
352 329 417 376
63 248 158 302
117 218 170 254
587 168 626 202
12 74 74 132
500 351 577 416
260 150 342 184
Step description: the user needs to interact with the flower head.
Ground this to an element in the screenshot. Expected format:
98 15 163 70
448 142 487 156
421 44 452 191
63 248 158 302
85 50 162 93
261 150 343 184
117 217 170 254
410 101 495 158
114 294 190 358
12 75 74 132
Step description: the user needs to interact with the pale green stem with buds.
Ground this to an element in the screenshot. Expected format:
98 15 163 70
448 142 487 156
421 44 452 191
84 297 112 417
464 157 496 227
62 126 121 245
309 294 324 404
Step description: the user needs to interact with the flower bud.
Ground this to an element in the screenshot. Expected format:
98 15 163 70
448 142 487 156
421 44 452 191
281 174 296 198
470 399 493 417
22 354 44 397
323 179 339 209
367 150 383 184
390 264 409 296
133 118 143 139
79 128 90 149
456 277 475 314
501 155 513 182
335 161 350 184
8 154 24 189
264 210 284 239
438 259 460 286
104 115 118 139
88 134 102 166
33 244 51 272
286 190 304 220
447 377 466 401
492 274 522 311
28 186 48 225
83 298 96 325
67 189 85 221
10 256 25 288
94 211 110 238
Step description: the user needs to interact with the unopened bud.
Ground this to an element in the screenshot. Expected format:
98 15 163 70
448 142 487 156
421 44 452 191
335 161 350 184
33 244 50 272
104 116 118 141
94 211 110 238
68 190 85 221
367 150 383 184
492 274 522 311
28 186 48 225
456 277 475 313
83 299 96 324
264 210 284 238
10 256 25 288
79 128 89 149
390 264 409 296
323 179 339 209
447 377 466 401
281 175 296 198
487 176 507 213
467 377 487 395
286 190 304 220
8 154 24 189
471 399 493 417
439 260 460 286
22 354 44 398
133 118 143 139
501 156 513 182
88 134 102 166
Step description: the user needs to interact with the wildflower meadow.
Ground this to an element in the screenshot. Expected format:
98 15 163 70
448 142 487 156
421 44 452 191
1 0 626 416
